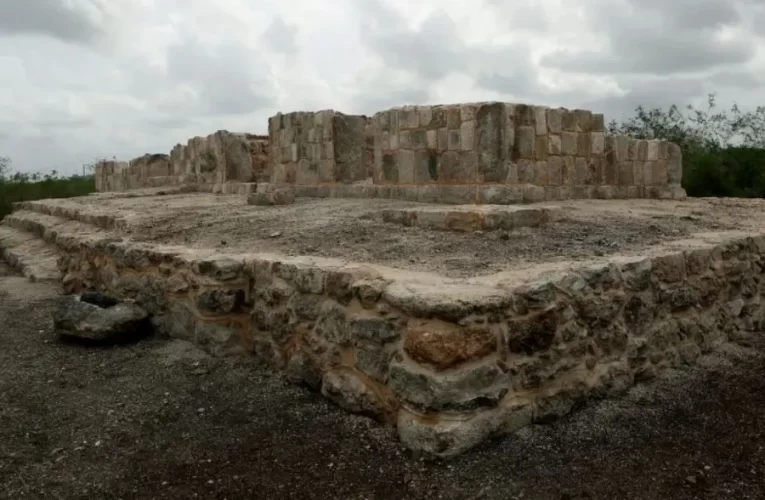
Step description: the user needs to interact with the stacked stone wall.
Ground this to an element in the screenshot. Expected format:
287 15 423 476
94 154 173 192
94 100 685 202
370 102 683 202
96 131 269 192
268 110 369 185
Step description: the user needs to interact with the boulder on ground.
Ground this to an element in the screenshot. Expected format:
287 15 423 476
53 292 150 344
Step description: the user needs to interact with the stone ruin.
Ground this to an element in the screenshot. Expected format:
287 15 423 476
95 102 685 204
15 100 765 461
95 131 269 194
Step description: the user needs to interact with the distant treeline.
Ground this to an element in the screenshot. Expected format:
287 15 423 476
608 94 765 198
0 161 95 219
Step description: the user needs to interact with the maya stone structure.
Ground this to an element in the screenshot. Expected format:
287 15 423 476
268 110 371 185
10 100 729 459
95 131 269 194
369 103 684 203
2 194 765 459
94 101 686 203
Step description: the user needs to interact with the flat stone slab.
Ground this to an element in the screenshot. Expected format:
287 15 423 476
381 204 562 232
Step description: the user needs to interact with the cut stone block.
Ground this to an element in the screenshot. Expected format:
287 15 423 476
381 204 562 232
247 186 296 206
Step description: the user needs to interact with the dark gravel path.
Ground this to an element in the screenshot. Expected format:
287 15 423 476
1 262 765 499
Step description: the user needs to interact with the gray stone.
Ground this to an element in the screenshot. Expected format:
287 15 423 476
332 114 367 182
192 258 243 281
196 288 245 314
387 360 509 411
288 293 323 320
285 349 322 389
667 142 683 184
357 347 393 381
195 321 242 357
397 403 533 458
314 301 349 345
321 369 393 418
53 293 150 344
349 316 401 344
248 187 295 206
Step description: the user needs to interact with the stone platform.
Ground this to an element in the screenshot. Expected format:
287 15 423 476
381 204 561 232
3 190 765 457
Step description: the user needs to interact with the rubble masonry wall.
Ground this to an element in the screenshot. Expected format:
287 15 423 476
10 199 763 457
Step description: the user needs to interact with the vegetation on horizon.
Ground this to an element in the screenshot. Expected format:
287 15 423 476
608 94 765 198
0 156 96 220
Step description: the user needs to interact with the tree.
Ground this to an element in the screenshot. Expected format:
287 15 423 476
608 94 765 152
0 156 10 180
609 93 765 198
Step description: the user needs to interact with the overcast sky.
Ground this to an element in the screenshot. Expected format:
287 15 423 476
1 0 764 174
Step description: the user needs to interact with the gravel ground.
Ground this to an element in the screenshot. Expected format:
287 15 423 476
2 262 765 499
52 194 758 278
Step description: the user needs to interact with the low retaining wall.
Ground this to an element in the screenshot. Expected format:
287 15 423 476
9 202 763 457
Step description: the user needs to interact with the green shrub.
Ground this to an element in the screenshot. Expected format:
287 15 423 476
0 173 95 220
610 94 765 198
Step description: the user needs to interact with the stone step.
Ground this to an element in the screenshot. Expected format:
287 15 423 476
3 210 110 248
0 225 62 282
12 199 123 230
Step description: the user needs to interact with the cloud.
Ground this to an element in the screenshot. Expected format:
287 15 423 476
0 0 104 44
0 0 764 174
540 0 757 75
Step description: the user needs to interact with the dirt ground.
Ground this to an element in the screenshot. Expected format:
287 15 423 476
45 194 763 278
1 263 765 500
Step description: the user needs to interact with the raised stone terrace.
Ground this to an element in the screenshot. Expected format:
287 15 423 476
3 186 765 457
4 100 763 457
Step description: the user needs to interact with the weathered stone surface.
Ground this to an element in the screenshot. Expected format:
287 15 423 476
247 187 295 206
349 316 401 344
404 325 497 370
196 288 245 314
321 369 395 419
53 292 150 344
285 349 322 389
388 361 509 411
397 402 533 458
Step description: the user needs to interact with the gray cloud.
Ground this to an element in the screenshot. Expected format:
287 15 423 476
358 6 468 81
165 37 275 116
541 0 757 75
262 17 298 55
0 0 102 44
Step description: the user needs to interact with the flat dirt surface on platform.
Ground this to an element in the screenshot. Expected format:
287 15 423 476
57 193 764 278
2 266 765 500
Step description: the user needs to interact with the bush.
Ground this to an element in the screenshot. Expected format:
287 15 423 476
609 94 765 198
0 167 95 220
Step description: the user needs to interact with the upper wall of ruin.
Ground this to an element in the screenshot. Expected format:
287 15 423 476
370 102 682 190
96 131 269 192
268 110 371 185
94 101 684 202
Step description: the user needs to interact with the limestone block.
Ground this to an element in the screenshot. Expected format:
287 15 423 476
247 187 295 206
667 142 683 184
